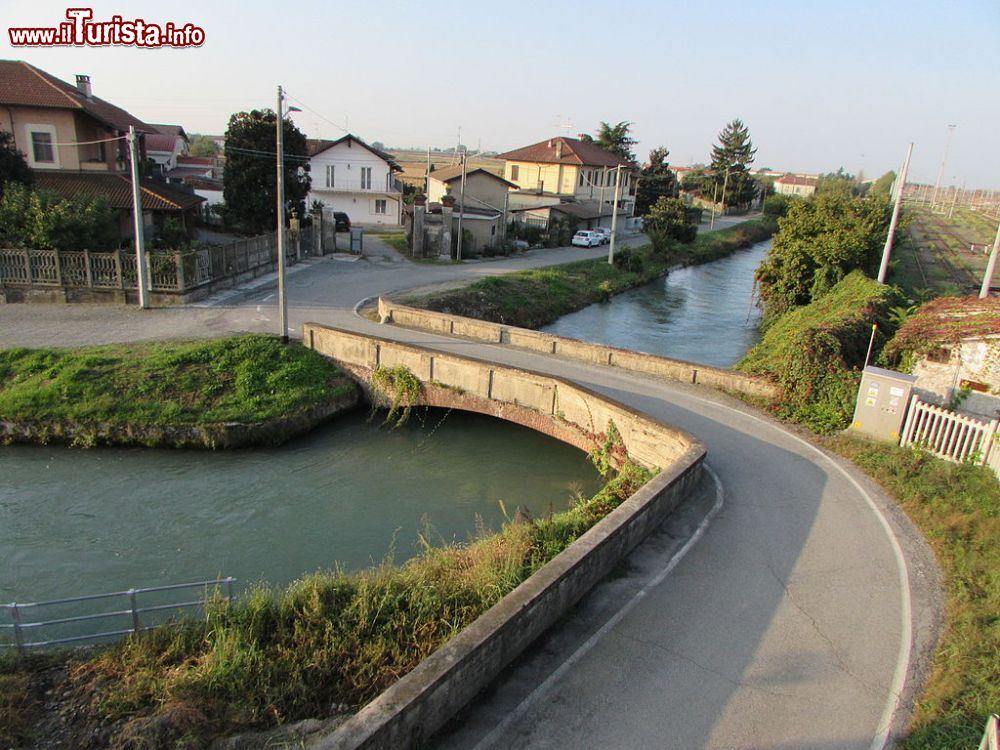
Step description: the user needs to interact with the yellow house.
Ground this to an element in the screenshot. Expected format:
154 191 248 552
497 136 635 217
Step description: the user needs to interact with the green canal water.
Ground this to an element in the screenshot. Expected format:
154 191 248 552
0 409 601 604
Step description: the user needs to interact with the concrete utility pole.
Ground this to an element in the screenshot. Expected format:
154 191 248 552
981 221 1000 298
710 182 718 230
932 124 956 208
426 147 431 194
127 125 149 309
877 142 914 284
457 150 467 260
720 168 730 216
276 85 289 343
607 165 622 265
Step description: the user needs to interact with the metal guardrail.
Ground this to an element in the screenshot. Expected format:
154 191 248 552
1 577 235 654
982 715 999 750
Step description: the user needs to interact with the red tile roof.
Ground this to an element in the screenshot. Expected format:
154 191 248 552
775 175 818 187
32 171 205 211
0 60 152 133
145 133 179 153
176 156 214 166
429 165 517 187
497 137 630 168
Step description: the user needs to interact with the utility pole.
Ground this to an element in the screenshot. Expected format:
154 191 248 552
932 124 956 209
457 150 467 260
981 221 1000 298
949 181 963 219
877 142 913 284
276 85 289 343
127 125 149 309
710 181 718 230
425 146 431 194
720 168 730 217
607 165 622 265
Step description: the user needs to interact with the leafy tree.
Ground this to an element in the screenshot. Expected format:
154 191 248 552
703 119 759 208
582 121 638 165
870 170 896 198
0 131 31 196
0 182 118 250
222 109 310 233
816 168 858 197
188 134 219 158
645 196 697 254
754 190 894 323
635 147 677 216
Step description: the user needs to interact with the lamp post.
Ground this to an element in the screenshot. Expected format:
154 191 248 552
276 85 301 344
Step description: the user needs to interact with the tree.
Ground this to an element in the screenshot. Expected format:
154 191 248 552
635 147 677 216
703 119 758 208
754 191 894 323
582 121 638 165
188 134 219 158
870 170 896 198
222 109 310 233
816 167 858 198
645 196 698 255
0 131 31 197
0 182 118 251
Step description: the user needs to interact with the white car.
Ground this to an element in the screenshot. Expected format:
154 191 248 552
571 230 602 247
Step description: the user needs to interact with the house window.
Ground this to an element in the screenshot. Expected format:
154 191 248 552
579 171 584 187
510 165 519 181
360 167 372 190
325 165 335 188
31 131 54 163
374 199 387 214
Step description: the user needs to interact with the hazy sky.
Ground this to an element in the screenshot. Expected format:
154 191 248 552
4 0 999 187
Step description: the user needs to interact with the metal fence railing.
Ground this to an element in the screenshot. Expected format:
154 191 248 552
1 577 235 655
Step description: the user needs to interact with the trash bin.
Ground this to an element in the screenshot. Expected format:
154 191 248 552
350 228 363 255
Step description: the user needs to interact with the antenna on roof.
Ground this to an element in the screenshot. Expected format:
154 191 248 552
552 114 574 135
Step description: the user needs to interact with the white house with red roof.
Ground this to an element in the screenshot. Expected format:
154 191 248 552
774 174 818 197
306 134 404 226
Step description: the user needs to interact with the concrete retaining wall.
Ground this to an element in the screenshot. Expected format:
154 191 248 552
301 323 705 749
377 298 780 400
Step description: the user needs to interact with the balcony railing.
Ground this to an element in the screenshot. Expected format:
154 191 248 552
314 177 402 194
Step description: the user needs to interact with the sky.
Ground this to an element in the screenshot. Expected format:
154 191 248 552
3 0 999 188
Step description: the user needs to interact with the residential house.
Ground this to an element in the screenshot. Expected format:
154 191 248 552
426 165 516 249
0 60 204 236
497 136 636 223
306 134 404 226
145 124 189 176
774 174 818 197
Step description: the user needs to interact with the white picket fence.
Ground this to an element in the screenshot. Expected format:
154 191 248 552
900 395 1000 476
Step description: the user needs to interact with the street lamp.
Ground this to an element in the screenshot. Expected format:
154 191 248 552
276 85 301 344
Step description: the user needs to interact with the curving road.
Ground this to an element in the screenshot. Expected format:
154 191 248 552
0 229 939 749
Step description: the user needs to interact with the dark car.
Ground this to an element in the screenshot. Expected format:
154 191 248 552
333 212 351 232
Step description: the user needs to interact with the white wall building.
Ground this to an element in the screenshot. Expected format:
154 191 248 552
306 135 403 226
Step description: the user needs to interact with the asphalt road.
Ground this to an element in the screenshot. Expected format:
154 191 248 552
0 220 940 749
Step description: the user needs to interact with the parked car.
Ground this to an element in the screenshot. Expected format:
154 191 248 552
592 227 612 244
333 212 351 232
571 230 602 248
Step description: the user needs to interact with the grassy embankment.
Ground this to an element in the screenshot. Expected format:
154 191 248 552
736 272 1000 747
0 335 357 446
0 423 651 748
404 216 776 328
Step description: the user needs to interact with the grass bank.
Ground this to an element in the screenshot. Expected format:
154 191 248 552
0 450 652 748
826 435 1000 749
0 335 358 447
403 216 776 329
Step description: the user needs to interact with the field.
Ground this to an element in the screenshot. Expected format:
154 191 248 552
389 148 506 188
893 203 998 298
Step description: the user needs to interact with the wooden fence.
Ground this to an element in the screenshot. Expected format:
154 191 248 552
900 395 1000 476
0 226 315 297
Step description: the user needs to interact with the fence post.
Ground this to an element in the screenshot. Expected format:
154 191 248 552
54 250 63 286
174 251 184 291
22 250 31 283
981 418 999 467
10 604 24 656
128 589 140 635
115 251 124 290
899 393 919 447
83 249 93 287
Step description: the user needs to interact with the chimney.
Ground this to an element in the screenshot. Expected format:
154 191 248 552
555 140 563 160
75 74 92 99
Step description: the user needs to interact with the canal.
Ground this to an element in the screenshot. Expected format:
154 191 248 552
0 410 601 605
542 240 770 368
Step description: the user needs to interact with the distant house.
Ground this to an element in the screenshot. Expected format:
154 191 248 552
0 60 203 235
145 124 189 175
774 174 818 197
497 136 636 221
426 165 516 249
885 296 1000 421
306 134 404 226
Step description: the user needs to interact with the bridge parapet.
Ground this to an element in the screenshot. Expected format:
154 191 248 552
300 322 705 749
377 297 780 400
